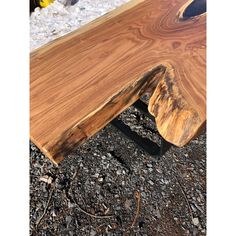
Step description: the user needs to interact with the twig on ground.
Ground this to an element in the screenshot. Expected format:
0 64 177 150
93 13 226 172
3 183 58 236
174 173 194 221
75 203 115 219
131 191 141 228
72 167 79 180
35 184 55 229
163 157 194 221
67 190 115 219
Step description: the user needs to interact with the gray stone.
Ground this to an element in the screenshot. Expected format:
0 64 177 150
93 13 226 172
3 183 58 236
147 163 153 168
155 208 161 218
90 229 97 236
148 180 154 185
66 216 72 227
192 217 199 226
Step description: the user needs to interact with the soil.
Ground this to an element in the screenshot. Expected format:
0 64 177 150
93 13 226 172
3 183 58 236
30 103 206 236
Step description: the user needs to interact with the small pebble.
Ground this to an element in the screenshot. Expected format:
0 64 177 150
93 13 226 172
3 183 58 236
66 215 72 227
98 177 103 182
147 163 152 168
155 209 161 218
192 217 199 226
92 173 99 178
107 153 112 158
68 202 75 208
52 210 56 217
141 192 146 198
148 180 154 185
125 199 132 210
90 229 96 236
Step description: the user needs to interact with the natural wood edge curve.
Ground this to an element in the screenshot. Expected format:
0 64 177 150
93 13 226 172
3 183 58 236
39 63 204 164
30 0 206 164
48 66 166 164
148 63 203 147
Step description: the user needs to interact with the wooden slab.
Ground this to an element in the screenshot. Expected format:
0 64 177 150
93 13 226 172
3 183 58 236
30 0 206 164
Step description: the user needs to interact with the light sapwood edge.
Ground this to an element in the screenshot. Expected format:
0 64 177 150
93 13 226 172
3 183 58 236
30 0 146 165
30 135 60 166
30 0 206 164
48 66 167 164
148 62 203 147
46 62 203 164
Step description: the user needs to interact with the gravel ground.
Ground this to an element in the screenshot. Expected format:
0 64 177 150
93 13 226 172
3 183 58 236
30 1 206 235
30 104 206 236
30 0 129 51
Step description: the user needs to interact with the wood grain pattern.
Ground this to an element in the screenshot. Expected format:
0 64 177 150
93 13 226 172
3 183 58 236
30 0 206 164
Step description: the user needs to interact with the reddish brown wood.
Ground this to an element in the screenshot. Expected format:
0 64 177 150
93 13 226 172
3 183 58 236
30 0 206 164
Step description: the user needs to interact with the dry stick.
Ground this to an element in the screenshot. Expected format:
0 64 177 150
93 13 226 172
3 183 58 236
72 166 79 180
69 190 114 219
75 204 114 219
163 158 194 221
35 184 55 229
174 172 194 221
63 171 114 220
131 191 141 228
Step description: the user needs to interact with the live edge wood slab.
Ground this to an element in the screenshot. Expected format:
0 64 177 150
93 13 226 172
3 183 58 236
30 0 206 164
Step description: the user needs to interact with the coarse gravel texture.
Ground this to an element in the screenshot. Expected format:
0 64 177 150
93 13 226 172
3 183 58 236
30 104 206 236
30 1 206 235
30 0 130 51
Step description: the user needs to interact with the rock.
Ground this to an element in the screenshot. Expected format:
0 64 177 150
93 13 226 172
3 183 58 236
91 173 99 178
143 169 148 174
161 185 166 190
148 180 154 185
155 208 161 218
90 229 97 236
39 175 53 184
52 209 56 217
124 199 132 210
69 231 74 236
66 215 72 227
141 192 146 198
147 163 152 168
68 202 75 208
192 217 199 226
107 153 112 158
156 168 163 174
98 177 104 182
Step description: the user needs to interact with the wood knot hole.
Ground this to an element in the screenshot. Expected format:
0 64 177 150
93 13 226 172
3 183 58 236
179 0 206 20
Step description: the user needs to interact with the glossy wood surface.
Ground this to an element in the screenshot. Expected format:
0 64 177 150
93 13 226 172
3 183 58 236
30 0 206 164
